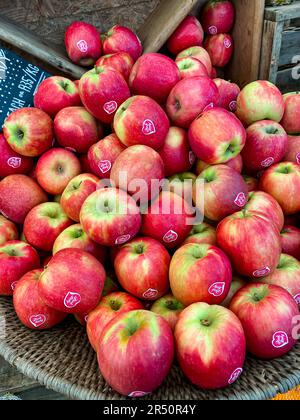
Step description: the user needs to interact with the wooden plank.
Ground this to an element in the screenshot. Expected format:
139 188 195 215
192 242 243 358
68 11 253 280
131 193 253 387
276 66 300 93
279 28 300 67
225 0 265 87
265 3 300 22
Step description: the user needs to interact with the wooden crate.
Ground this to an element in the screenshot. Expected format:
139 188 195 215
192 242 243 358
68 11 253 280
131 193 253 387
260 2 300 92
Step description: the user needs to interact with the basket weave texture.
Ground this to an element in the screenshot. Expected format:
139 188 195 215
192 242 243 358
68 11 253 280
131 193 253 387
1 297 300 400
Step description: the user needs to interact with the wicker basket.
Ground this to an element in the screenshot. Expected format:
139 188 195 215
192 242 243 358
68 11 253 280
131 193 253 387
0 297 299 400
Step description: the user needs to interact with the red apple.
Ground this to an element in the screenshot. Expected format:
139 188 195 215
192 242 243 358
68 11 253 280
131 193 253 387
189 107 246 164
211 67 218 78
129 53 181 104
65 21 102 66
114 237 170 300
284 135 300 165
204 34 234 68
80 188 142 247
13 269 67 329
34 76 81 117
24 202 72 252
0 175 48 224
214 78 240 112
217 210 282 278
168 172 197 205
0 133 33 177
0 240 40 295
96 52 134 81
175 303 246 389
177 56 210 83
176 46 213 76
53 223 107 264
150 294 185 331
61 173 99 222
113 96 170 150
79 66 131 124
36 148 81 195
159 127 195 177
221 276 247 308
243 175 259 193
201 0 235 35
260 162 300 215
87 291 143 351
280 92 300 135
195 154 243 174
280 226 300 260
236 81 285 127
79 153 93 173
166 76 219 128
230 283 299 359
54 107 102 154
102 25 142 62
141 191 194 249
167 16 204 55
102 273 119 297
3 108 53 157
183 222 217 246
0 215 18 246
98 310 174 397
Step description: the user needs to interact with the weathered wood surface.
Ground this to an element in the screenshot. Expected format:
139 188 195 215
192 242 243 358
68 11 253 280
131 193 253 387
265 3 300 22
276 66 300 93
279 28 300 67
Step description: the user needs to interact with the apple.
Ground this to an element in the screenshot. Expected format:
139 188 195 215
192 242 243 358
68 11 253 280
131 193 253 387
34 76 81 117
176 57 209 79
54 107 102 154
189 108 246 164
211 67 218 78
217 210 282 278
0 133 33 177
3 108 53 157
168 172 197 205
214 78 240 112
23 202 72 252
194 165 248 221
170 243 232 306
221 276 247 308
236 81 285 126
80 188 142 247
53 224 107 264
151 294 185 331
175 303 246 390
96 52 134 81
114 237 170 300
129 53 181 104
195 154 243 174
110 145 165 204
79 153 93 173
61 173 99 222
166 76 219 128
102 25 142 62
0 175 48 224
113 96 170 150
0 215 18 246
65 21 102 66
204 34 234 68
243 175 259 193
230 283 299 359
141 191 194 249
79 66 131 124
102 272 119 297
259 162 300 215
183 222 217 246
201 0 235 35
167 16 204 55
280 92 300 135
87 292 144 351
242 121 288 172
36 148 81 195
176 46 213 76
13 269 67 329
244 191 284 232
97 310 174 397
0 240 40 295
284 135 300 165
159 127 195 177
280 226 300 260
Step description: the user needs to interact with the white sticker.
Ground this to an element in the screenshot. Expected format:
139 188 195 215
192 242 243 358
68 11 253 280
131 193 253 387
142 119 156 135
128 391 150 398
189 151 196 165
163 230 178 244
234 192 246 208
229 101 237 112
29 314 47 328
143 288 158 299
294 293 300 305
65 147 77 153
272 331 289 349
84 315 89 323
208 26 218 35
203 102 214 113
7 157 21 168
261 157 274 168
296 152 300 165
228 368 243 385
64 292 82 309
115 234 131 245
103 101 118 115
208 282 226 297
77 40 88 53
253 267 271 278
11 281 18 291
224 38 232 49
98 160 112 174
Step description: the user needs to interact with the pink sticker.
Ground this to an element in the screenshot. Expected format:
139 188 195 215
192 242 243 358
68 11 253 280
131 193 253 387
64 292 81 309
261 157 274 168
143 288 158 300
115 234 131 245
272 331 289 349
208 25 218 35
189 151 196 165
228 368 243 385
84 315 89 323
203 102 214 113
128 391 150 398
29 314 47 328
7 157 21 168
11 281 18 291
234 192 246 208
253 267 271 278
208 282 226 297
77 40 88 53
103 101 118 115
296 153 300 165
65 147 77 153
229 101 237 112
224 38 232 49
142 119 156 135
98 160 112 174
163 230 178 244
294 293 300 305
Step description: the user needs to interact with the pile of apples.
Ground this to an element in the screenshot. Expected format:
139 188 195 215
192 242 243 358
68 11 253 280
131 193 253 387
0 0 300 398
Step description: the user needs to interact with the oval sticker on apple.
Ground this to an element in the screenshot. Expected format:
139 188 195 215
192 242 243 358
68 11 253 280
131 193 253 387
128 391 150 398
296 152 300 165
7 157 22 168
224 38 232 49
272 331 289 349
229 101 237 112
29 314 47 328
208 282 225 297
11 281 18 291
253 267 271 278
208 26 218 35
228 368 243 385
64 292 81 309
77 40 88 53
203 102 214 113
142 119 156 136
163 230 178 244
115 234 131 245
98 160 112 174
294 293 300 305
189 151 196 165
261 157 274 168
234 192 246 208
143 288 158 300
103 101 118 115
65 147 77 153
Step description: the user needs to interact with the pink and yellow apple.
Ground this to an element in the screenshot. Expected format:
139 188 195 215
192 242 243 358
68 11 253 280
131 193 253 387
280 225 300 260
102 25 142 62
280 92 300 134
214 78 240 112
0 215 18 246
96 52 134 81
183 222 217 246
176 57 209 79
204 34 234 67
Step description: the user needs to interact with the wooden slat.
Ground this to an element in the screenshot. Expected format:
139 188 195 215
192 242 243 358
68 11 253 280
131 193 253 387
265 3 300 22
276 66 300 93
279 28 300 67
260 20 284 82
